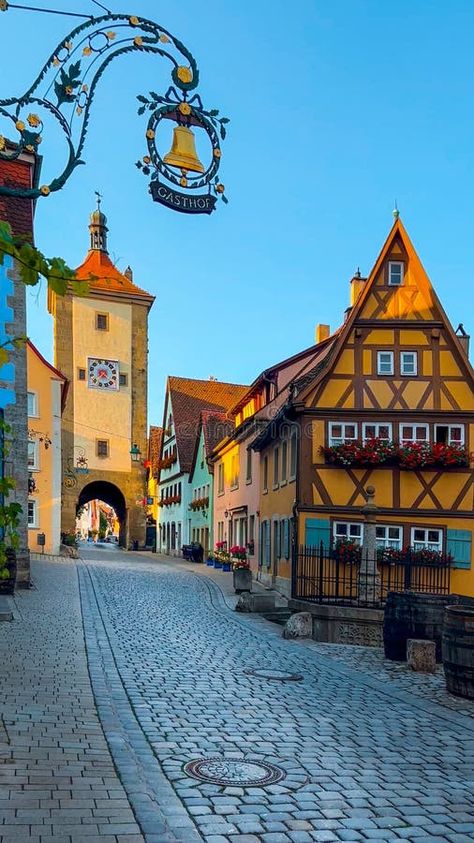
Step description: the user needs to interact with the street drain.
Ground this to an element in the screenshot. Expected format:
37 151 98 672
183 758 286 786
245 667 304 682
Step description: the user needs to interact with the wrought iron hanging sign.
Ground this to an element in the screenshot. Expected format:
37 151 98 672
0 10 228 213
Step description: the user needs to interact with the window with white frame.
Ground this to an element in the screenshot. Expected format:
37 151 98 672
246 449 252 483
377 351 394 375
411 527 442 552
399 423 429 444
289 431 297 478
273 446 279 486
281 439 288 482
388 261 404 286
363 423 392 442
333 522 363 545
27 439 39 470
400 351 417 376
435 424 464 446
27 391 38 417
27 499 38 528
376 525 403 550
329 422 358 446
217 463 224 494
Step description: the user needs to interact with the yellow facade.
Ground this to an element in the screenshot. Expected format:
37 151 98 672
258 218 474 597
27 342 67 556
72 297 132 473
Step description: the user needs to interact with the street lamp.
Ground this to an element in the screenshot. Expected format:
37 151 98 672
130 443 141 463
0 8 228 214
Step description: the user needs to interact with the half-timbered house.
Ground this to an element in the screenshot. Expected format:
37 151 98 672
253 216 474 596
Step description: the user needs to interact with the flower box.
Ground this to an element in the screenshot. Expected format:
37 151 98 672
322 440 471 469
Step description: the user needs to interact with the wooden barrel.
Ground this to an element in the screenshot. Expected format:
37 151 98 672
443 606 474 699
384 592 460 662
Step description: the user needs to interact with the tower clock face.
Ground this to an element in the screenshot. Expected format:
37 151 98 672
88 358 119 390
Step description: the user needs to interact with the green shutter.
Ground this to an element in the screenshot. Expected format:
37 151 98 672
447 529 472 569
305 518 331 551
283 519 290 559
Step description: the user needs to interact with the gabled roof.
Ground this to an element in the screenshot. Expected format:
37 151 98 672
74 250 154 305
295 216 474 406
189 410 235 480
27 339 69 411
164 377 249 474
147 425 163 477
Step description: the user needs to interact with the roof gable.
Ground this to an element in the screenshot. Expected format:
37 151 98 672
296 217 474 407
162 377 248 474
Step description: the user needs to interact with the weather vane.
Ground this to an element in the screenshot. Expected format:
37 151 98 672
0 6 228 214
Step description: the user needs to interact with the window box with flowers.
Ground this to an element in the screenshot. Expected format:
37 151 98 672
158 452 178 471
158 494 181 507
190 496 209 511
332 538 362 565
323 440 471 469
322 438 397 467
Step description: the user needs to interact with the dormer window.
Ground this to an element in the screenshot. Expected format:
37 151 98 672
388 261 404 286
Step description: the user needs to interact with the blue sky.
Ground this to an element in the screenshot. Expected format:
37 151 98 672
2 0 474 424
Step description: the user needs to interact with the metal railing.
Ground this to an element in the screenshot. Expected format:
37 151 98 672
292 543 451 606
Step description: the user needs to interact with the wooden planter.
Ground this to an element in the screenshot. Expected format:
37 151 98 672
443 605 474 699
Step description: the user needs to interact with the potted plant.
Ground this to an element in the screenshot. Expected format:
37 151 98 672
221 552 232 572
206 551 215 566
233 557 252 593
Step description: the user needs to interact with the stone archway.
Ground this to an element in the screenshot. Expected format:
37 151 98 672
77 481 127 547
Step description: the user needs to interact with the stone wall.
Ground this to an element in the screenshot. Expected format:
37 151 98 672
288 598 384 646
5 271 30 585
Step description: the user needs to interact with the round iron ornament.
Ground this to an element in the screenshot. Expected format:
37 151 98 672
183 758 286 787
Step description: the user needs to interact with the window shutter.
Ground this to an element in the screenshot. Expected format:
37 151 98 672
265 521 271 567
305 518 331 551
447 529 472 569
283 519 290 560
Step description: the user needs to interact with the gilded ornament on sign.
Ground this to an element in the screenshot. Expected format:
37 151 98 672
0 9 228 213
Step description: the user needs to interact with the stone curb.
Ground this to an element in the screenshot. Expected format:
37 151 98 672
77 560 204 843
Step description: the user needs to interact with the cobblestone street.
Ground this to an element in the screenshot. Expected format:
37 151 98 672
1 551 474 843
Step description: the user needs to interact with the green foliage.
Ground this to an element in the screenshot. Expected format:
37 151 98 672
0 220 89 295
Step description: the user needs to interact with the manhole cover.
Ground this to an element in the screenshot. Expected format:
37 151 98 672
183 758 286 786
245 667 304 682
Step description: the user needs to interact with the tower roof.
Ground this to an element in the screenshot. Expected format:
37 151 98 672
74 200 154 305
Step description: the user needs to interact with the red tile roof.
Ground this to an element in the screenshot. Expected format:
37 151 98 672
0 157 36 239
166 377 248 474
147 426 163 477
74 250 154 303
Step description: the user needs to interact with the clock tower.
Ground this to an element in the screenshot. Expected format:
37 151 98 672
48 203 154 547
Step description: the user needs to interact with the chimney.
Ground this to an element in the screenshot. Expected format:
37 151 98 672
350 267 366 306
315 324 330 344
455 324 470 358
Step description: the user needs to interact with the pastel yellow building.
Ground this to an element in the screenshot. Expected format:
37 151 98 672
254 217 474 597
27 341 68 556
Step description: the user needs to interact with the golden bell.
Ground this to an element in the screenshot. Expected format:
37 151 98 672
163 125 205 173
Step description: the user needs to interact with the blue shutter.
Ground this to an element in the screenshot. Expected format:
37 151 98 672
259 522 265 567
283 519 290 560
447 529 472 569
305 518 331 551
265 521 271 567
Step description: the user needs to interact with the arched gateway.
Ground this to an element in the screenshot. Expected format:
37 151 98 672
78 481 127 546
48 203 155 548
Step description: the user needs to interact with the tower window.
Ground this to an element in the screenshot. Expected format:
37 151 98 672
119 373 128 387
78 368 86 381
388 261 404 286
96 313 109 331
97 439 109 458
